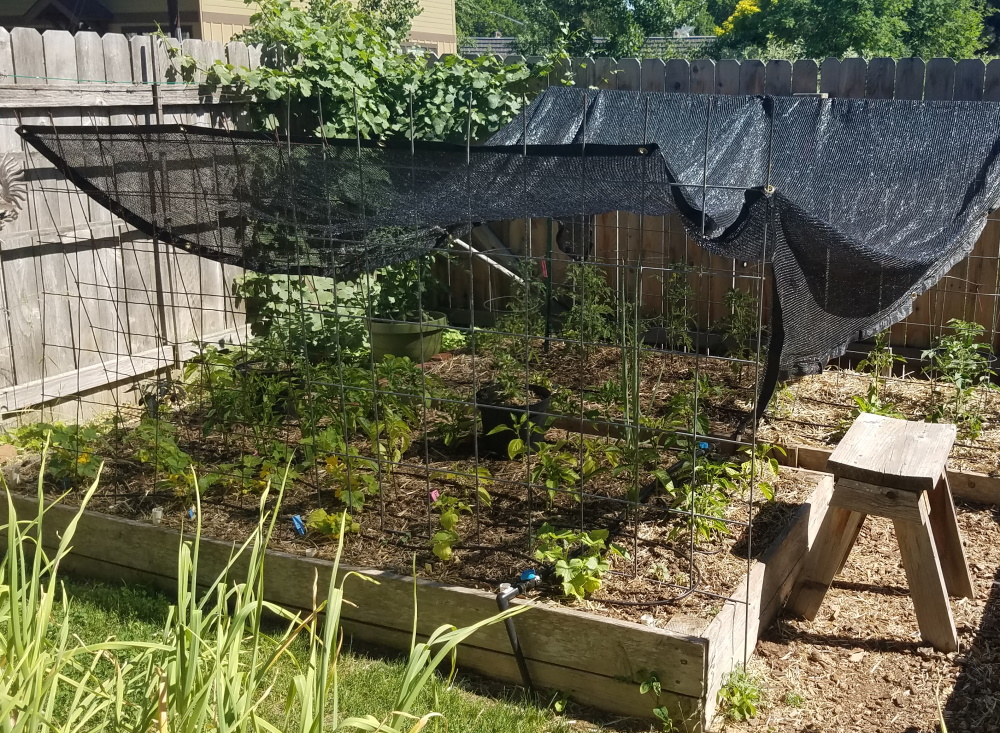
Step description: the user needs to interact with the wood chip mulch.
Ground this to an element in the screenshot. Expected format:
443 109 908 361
722 501 1000 733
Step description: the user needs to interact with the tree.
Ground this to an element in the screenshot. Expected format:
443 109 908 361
456 0 527 37
515 0 714 56
715 0 985 58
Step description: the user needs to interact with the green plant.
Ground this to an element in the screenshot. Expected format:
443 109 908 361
430 493 471 562
234 272 372 361
2 457 528 732
0 446 153 732
306 507 361 538
167 0 538 143
638 670 677 731
560 261 616 349
922 319 996 438
477 261 547 402
507 433 588 505
651 265 696 351
370 254 444 322
120 417 205 498
8 421 108 488
533 523 625 600
718 668 764 722
718 287 760 364
784 690 805 708
732 443 784 502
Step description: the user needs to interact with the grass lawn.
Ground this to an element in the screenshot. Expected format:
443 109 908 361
58 576 647 733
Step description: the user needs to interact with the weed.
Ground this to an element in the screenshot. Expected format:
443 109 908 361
718 668 764 722
637 670 676 731
783 690 805 708
9 421 107 488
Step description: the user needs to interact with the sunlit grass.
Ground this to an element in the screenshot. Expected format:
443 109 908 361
57 577 607 733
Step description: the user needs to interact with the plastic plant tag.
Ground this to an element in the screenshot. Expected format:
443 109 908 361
430 489 440 502
292 515 307 535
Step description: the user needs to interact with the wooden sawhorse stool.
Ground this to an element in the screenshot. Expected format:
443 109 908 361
786 413 975 652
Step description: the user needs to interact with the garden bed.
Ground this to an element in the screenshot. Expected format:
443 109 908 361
0 468 836 728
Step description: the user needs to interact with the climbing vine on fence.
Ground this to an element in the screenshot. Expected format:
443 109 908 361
166 0 567 142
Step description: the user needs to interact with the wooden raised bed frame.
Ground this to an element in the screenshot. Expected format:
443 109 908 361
2 473 836 730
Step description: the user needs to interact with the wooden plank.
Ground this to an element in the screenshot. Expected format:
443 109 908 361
617 58 640 91
571 56 593 88
130 34 152 83
640 58 664 93
664 59 689 93
928 475 975 599
895 57 926 100
830 477 928 523
894 515 958 652
984 59 1000 102
827 414 956 492
226 40 251 69
791 59 818 94
0 324 246 414
0 84 246 108
784 505 866 620
865 58 895 99
953 58 985 101
838 57 866 98
1 494 710 703
763 59 791 96
819 57 840 96
689 59 715 94
0 26 12 82
739 59 764 94
777 440 1000 506
704 474 835 724
924 58 956 100
592 57 616 90
716 59 740 95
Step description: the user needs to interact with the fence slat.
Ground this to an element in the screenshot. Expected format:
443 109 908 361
739 59 764 94
838 57 866 98
819 57 840 96
895 58 925 100
716 59 740 95
573 56 593 88
130 35 151 83
953 58 985 101
664 59 689 93
639 58 663 92
226 41 251 69
791 59 817 94
690 58 715 94
924 58 955 100
593 57 615 90
865 58 895 99
985 59 1000 102
0 27 12 82
764 59 791 95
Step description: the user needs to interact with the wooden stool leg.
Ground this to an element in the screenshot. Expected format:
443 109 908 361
928 474 975 600
787 506 866 621
893 516 959 653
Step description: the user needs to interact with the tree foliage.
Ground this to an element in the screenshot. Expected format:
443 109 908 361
456 0 527 37
514 0 715 56
714 0 986 59
171 0 549 142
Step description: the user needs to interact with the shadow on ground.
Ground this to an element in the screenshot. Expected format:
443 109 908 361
944 557 1000 731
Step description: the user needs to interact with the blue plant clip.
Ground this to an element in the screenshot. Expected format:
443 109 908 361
698 441 710 452
519 568 537 583
292 515 307 535
187 507 195 520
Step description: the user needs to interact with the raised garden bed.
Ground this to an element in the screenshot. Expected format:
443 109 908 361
1 469 835 729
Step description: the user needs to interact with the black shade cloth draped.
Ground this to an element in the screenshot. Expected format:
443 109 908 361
17 88 1000 379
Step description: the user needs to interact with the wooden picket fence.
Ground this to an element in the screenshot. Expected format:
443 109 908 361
2 24 1000 418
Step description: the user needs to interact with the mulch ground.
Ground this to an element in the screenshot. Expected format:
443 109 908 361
722 500 1000 733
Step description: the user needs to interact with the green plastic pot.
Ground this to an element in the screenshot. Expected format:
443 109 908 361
369 311 448 363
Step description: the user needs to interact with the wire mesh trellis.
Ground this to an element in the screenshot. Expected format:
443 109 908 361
9 91 779 631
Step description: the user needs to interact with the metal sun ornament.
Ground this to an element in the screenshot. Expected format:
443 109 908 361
0 153 27 232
